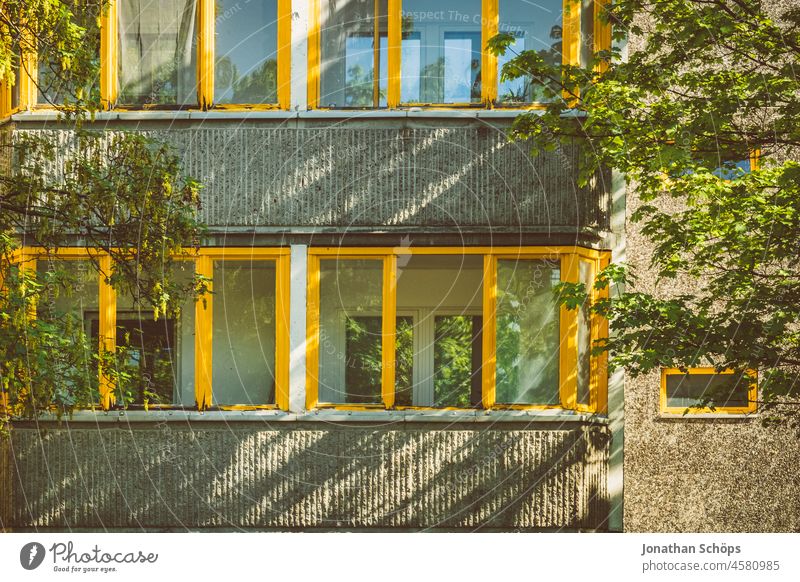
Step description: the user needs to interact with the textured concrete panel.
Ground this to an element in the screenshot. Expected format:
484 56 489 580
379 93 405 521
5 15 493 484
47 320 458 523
0 436 10 531
623 186 800 533
5 423 609 531
14 126 608 231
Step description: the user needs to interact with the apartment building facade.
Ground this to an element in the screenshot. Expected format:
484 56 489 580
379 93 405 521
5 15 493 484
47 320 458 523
0 0 796 532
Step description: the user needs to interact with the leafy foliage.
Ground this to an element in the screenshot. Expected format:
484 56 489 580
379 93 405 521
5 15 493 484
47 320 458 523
491 0 800 423
0 1 205 424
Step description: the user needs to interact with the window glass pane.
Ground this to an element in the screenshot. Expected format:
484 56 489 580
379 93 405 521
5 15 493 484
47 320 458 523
112 261 195 406
36 258 100 403
496 259 560 404
577 259 592 406
394 315 415 406
713 159 751 179
433 314 482 407
37 1 102 105
212 260 277 405
320 0 388 108
215 0 278 104
318 259 383 404
498 0 563 104
401 1 482 104
665 373 751 409
580 0 594 68
396 255 483 407
118 0 198 106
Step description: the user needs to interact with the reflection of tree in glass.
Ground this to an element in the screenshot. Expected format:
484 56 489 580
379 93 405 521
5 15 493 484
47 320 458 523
36 0 103 106
344 316 413 404
345 64 379 107
30 265 101 411
500 24 562 103
216 263 275 330
419 58 444 103
496 261 560 404
433 316 474 407
233 59 279 104
215 55 236 94
120 61 179 105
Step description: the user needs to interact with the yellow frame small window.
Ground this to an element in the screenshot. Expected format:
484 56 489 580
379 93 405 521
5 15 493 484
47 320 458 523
660 368 758 415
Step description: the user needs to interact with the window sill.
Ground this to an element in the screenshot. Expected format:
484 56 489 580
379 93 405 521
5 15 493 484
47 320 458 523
24 408 607 424
8 108 545 124
657 412 757 420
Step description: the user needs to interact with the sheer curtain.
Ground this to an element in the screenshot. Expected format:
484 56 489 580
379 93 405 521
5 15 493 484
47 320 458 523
118 0 197 106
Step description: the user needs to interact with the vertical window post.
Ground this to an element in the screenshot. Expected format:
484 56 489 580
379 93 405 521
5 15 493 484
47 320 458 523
559 252 579 409
481 254 497 408
387 0 401 108
563 0 581 67
275 254 292 410
307 0 321 108
305 253 320 408
195 255 213 409
594 0 612 72
197 0 215 109
0 79 8 116
381 254 397 408
591 252 610 414
98 254 117 409
277 0 293 109
99 0 118 109
482 0 499 106
562 0 581 103
19 31 37 110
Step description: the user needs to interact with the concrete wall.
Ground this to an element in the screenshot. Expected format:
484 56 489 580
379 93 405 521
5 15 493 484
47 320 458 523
623 189 800 533
3 421 609 531
12 118 610 232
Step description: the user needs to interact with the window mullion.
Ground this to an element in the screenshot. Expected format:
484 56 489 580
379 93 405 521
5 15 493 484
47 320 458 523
387 0 401 107
275 255 291 410
381 254 397 408
593 253 610 414
305 254 320 408
307 0 321 108
98 254 117 410
561 0 581 103
559 253 579 410
197 0 215 109
594 0 612 73
278 0 292 109
19 30 37 110
481 254 497 408
100 0 118 109
195 256 213 410
563 0 581 67
482 0 499 106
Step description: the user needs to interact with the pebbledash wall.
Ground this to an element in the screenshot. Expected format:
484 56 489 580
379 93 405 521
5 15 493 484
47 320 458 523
0 112 619 532
623 188 800 533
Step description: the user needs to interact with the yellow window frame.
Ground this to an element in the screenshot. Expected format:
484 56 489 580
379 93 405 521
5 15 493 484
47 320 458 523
305 246 609 412
307 0 608 110
194 247 291 411
660 367 758 415
97 0 291 111
17 247 290 412
0 36 36 117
